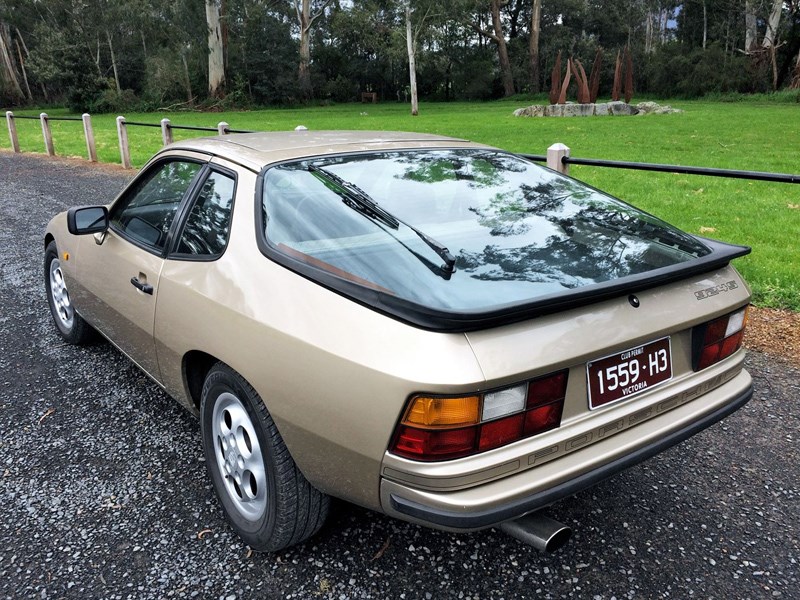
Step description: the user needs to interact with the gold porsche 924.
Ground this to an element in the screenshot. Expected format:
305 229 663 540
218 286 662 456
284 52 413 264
44 131 753 553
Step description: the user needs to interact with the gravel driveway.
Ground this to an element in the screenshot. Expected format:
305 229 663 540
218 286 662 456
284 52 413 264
1 152 797 600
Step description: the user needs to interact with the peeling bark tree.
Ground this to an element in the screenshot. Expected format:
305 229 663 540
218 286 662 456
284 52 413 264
294 0 333 100
528 0 541 93
745 1 757 51
762 0 783 48
206 0 225 99
406 4 419 116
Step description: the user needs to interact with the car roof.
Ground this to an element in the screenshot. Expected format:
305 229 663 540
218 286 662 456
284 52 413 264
163 130 489 171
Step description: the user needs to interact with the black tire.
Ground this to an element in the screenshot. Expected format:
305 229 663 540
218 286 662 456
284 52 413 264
200 362 329 551
44 241 95 344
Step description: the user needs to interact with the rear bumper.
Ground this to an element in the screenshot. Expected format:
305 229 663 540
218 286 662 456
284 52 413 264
381 370 752 531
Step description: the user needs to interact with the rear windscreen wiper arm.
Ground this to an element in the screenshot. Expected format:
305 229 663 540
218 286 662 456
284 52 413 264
308 165 457 275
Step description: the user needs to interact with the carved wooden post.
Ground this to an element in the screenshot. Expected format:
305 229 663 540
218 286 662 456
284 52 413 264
160 118 173 146
547 143 570 175
217 121 229 135
40 112 55 156
6 111 19 153
116 116 132 169
82 113 97 162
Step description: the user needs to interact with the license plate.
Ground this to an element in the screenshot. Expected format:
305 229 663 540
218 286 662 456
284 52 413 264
587 337 672 409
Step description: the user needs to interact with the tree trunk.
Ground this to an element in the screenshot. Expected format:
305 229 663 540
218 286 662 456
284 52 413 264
206 0 226 98
702 1 707 50
789 48 800 89
140 29 147 59
14 38 31 101
490 0 514 97
762 0 783 48
298 0 312 99
405 4 419 116
106 30 122 94
17 26 49 103
182 51 194 104
0 23 24 101
528 0 541 93
745 1 757 51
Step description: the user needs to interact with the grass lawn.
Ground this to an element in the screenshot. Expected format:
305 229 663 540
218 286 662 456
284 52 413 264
2 98 798 310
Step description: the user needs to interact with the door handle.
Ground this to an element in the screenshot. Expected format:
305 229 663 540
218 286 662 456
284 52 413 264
130 277 154 295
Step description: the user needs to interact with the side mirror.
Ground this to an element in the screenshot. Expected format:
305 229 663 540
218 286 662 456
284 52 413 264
67 206 109 235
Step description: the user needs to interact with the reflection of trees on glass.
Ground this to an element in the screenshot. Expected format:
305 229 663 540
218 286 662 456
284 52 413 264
460 183 711 288
126 162 202 209
178 172 235 256
263 149 714 312
112 161 203 250
394 150 524 190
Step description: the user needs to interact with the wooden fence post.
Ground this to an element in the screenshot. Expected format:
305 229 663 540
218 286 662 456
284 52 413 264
217 121 229 135
40 112 55 156
160 118 173 146
6 111 19 153
82 113 97 162
116 116 132 169
547 143 570 175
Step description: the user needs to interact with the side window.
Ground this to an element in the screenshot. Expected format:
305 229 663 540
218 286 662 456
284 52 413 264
110 160 203 251
175 171 236 257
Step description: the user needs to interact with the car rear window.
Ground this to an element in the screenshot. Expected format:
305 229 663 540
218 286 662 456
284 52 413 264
259 149 717 325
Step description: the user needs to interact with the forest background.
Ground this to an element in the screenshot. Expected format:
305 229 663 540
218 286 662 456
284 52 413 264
1 0 799 112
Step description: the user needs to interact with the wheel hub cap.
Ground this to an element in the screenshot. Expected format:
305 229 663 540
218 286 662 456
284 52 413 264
49 258 74 329
211 392 267 520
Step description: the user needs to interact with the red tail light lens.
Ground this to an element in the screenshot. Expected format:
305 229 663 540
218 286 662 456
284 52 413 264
693 306 749 371
390 370 568 461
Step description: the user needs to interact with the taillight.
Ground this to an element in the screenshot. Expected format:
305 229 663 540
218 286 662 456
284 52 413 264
390 371 568 461
693 306 749 371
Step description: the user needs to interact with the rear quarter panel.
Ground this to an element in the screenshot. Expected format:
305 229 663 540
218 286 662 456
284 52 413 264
153 166 485 510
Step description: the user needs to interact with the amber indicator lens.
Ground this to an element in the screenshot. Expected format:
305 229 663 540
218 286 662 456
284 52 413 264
391 370 569 461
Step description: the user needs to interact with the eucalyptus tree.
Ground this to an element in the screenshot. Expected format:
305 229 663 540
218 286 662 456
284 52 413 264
294 0 334 98
206 0 226 98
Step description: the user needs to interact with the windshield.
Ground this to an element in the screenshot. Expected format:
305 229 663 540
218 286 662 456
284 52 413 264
260 149 712 314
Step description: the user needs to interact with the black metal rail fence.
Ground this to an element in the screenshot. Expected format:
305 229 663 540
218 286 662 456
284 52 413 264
4 110 799 185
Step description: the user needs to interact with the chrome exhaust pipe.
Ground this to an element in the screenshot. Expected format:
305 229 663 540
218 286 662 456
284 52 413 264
499 513 572 553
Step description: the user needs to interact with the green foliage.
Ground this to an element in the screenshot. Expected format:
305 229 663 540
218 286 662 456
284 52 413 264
644 44 756 98
4 0 800 108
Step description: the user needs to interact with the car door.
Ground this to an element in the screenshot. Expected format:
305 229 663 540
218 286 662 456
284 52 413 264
74 156 207 382
152 162 242 402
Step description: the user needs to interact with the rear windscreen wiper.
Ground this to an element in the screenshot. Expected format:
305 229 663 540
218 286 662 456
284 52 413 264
308 164 457 276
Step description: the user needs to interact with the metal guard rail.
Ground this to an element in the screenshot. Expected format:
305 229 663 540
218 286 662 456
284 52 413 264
519 153 799 184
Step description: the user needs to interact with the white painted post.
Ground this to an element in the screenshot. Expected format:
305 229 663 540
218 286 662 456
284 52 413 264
160 118 173 146
217 121 229 135
40 112 55 156
116 116 132 169
82 113 97 162
547 143 570 175
6 111 19 153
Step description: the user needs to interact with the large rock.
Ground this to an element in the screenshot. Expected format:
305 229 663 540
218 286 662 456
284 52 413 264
513 100 677 117
513 105 545 117
562 103 596 117
608 101 640 116
636 101 684 115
